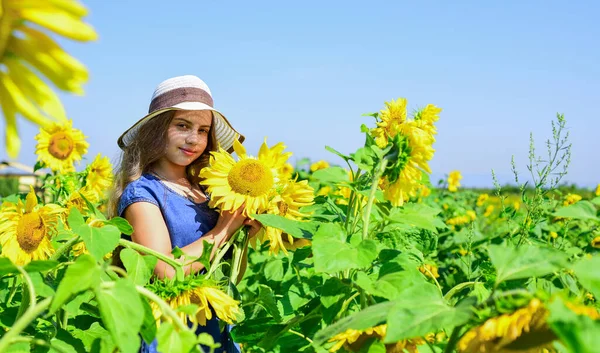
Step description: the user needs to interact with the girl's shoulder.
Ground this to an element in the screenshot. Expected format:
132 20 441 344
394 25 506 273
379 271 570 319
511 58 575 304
118 173 164 216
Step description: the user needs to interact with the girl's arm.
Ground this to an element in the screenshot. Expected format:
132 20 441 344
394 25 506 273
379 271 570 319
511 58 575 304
124 202 247 279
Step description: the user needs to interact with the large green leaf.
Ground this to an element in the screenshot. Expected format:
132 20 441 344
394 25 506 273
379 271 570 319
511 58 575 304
313 301 395 345
488 243 568 285
24 260 60 272
120 248 157 286
572 256 600 299
552 201 599 221
69 208 120 261
51 254 101 314
252 214 319 239
311 166 350 184
0 257 18 276
156 321 197 353
355 270 425 300
71 322 110 352
312 223 378 274
548 298 600 353
386 203 447 232
95 278 144 353
106 216 134 235
258 284 283 322
385 295 471 343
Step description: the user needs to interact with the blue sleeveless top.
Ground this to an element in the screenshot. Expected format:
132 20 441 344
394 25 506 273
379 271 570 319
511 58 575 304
118 173 231 353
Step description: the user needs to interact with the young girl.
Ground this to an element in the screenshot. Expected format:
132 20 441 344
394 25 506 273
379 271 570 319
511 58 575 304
110 75 259 353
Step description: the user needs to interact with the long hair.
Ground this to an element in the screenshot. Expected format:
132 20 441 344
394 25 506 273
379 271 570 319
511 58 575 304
108 110 218 218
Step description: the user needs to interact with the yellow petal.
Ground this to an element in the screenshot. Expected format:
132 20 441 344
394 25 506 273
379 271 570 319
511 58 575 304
25 186 38 212
0 72 53 127
232 139 246 158
4 57 67 122
5 0 88 17
18 8 97 42
0 94 21 158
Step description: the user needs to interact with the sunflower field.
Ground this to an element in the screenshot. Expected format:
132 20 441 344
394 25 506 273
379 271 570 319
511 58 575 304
2 2 600 353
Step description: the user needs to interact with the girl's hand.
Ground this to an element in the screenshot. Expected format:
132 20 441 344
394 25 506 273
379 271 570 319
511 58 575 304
243 218 263 239
215 207 247 241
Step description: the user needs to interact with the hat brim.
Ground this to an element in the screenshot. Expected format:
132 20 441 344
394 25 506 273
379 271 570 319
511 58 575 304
118 101 244 153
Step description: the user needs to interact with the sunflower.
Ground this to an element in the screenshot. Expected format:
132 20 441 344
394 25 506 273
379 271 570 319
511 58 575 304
458 299 557 353
596 184 600 197
259 178 314 254
371 98 407 149
85 153 113 200
371 100 441 207
310 160 330 172
0 0 96 157
447 171 462 192
0 187 64 265
563 193 582 206
65 186 99 215
148 278 240 327
35 120 89 173
200 139 291 217
327 324 427 353
477 194 489 207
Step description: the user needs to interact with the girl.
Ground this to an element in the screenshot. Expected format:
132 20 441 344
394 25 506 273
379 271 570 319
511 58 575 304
110 75 259 353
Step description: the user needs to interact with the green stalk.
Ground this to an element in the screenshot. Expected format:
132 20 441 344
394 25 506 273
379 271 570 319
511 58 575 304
229 227 249 294
49 235 81 261
0 297 52 352
362 159 388 240
206 227 240 278
119 238 185 281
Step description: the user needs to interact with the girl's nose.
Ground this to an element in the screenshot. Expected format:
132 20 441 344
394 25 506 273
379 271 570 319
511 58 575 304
185 133 200 145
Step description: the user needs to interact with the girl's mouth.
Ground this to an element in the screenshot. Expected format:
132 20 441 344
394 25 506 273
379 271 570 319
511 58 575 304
180 148 196 156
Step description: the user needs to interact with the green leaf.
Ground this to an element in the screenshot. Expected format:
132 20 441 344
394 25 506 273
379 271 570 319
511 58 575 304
313 301 395 345
51 254 101 314
264 258 284 282
488 243 568 285
29 271 55 297
325 146 351 161
548 297 600 353
591 197 600 207
310 166 350 184
196 240 214 273
140 297 158 344
258 284 282 322
312 223 378 274
0 257 18 276
6 342 30 353
76 223 121 262
351 146 378 170
95 278 144 353
120 248 157 286
385 297 471 343
252 214 318 239
572 256 600 299
72 322 110 351
553 201 599 221
386 204 447 232
156 321 197 353
355 270 426 300
106 217 133 235
24 260 60 273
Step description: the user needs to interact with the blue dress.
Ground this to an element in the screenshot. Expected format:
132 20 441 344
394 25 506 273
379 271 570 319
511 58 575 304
118 173 236 353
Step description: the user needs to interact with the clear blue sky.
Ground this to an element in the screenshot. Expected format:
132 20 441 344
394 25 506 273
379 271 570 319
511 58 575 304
2 1 599 188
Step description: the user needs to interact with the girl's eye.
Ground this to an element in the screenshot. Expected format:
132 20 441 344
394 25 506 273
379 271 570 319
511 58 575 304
177 124 188 129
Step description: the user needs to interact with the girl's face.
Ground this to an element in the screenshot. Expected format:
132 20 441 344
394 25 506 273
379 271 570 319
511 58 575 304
160 110 213 168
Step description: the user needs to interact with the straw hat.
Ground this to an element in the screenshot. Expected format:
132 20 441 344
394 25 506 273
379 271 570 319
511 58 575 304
118 75 244 152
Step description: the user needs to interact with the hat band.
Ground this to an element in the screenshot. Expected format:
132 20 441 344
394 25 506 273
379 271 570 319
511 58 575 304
148 87 214 113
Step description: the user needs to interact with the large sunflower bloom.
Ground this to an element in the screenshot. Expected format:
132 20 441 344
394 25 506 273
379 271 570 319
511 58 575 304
35 120 89 173
200 139 291 217
0 0 97 157
150 282 240 327
85 153 113 200
0 187 64 265
371 100 441 207
458 299 556 353
259 178 314 254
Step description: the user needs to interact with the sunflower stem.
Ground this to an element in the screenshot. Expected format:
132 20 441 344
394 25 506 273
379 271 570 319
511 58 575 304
206 228 240 279
443 325 464 353
15 267 36 320
49 235 81 261
229 227 249 293
362 159 387 240
0 297 52 352
118 239 185 281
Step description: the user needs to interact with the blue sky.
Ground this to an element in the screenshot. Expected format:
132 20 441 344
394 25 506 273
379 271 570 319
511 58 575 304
2 1 599 188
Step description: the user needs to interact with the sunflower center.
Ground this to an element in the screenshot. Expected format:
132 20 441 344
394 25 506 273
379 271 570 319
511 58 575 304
48 132 74 160
278 201 289 216
16 212 46 253
227 159 274 196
